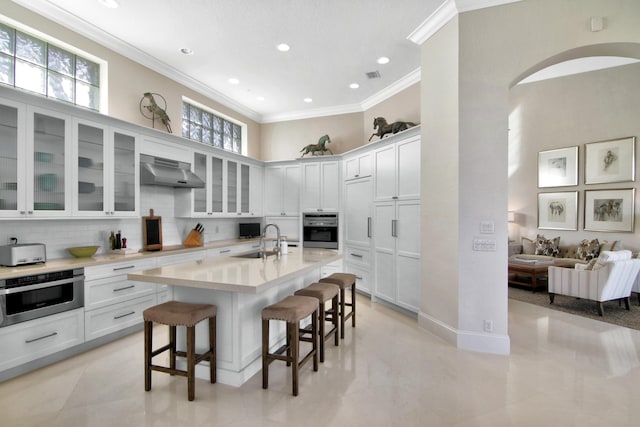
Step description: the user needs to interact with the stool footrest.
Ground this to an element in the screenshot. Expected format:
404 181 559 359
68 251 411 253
151 343 172 358
149 364 188 377
274 344 288 356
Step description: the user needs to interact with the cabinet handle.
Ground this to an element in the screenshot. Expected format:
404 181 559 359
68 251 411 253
355 276 363 280
113 285 135 292
367 217 372 238
391 219 398 237
20 211 26 215
392 196 398 200
27 211 33 214
281 212 286 216
355 174 359 178
114 311 135 320
220 249 231 254
113 265 135 271
317 208 323 212
350 253 363 258
25 332 57 344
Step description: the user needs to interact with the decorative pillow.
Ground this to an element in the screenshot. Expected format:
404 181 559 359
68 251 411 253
534 234 560 257
521 237 536 255
599 240 621 252
576 238 600 261
592 250 632 270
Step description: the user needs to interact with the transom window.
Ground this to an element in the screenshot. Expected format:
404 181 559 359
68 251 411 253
182 101 243 154
0 22 101 111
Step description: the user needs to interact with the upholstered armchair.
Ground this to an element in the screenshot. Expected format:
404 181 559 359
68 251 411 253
548 250 640 316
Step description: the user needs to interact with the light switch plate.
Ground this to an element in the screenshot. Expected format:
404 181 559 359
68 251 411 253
479 221 495 234
473 238 496 251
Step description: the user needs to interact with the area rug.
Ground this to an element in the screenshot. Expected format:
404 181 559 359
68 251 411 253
508 285 640 331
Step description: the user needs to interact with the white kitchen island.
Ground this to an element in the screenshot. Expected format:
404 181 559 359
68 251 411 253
128 247 341 386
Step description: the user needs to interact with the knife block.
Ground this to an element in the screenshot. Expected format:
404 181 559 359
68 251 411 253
183 229 203 247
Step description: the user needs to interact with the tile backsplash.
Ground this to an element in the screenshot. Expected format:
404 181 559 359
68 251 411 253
0 186 262 260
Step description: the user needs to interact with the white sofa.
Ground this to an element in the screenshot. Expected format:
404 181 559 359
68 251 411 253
548 250 640 316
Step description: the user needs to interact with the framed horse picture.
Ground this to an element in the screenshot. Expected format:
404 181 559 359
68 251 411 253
584 188 635 232
537 191 578 230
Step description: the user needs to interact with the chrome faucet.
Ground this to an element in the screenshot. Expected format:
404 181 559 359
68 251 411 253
261 223 281 256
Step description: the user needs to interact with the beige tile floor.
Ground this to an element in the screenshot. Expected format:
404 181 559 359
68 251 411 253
1 295 640 427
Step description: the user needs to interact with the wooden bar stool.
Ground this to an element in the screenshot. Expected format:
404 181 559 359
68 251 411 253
320 273 357 339
143 301 217 401
294 282 339 362
262 295 318 396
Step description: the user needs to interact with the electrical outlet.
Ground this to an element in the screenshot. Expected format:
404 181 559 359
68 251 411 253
484 320 494 332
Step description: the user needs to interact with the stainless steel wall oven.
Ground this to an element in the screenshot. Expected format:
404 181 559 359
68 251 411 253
303 213 338 249
0 268 84 328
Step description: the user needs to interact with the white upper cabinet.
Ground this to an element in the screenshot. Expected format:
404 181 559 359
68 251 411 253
0 98 26 218
250 164 263 217
373 134 420 201
344 177 372 247
300 160 340 212
264 163 300 216
176 151 259 218
344 152 372 181
27 106 73 218
72 118 139 217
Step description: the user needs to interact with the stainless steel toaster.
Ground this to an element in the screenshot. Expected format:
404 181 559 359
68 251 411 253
0 243 47 266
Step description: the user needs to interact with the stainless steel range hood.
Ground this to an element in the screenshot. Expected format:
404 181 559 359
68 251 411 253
140 154 205 188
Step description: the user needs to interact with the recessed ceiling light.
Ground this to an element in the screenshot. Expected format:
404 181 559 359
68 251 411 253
98 0 119 8
349 83 360 89
303 98 313 103
180 48 194 55
256 96 265 101
377 56 390 65
277 43 291 52
228 78 240 85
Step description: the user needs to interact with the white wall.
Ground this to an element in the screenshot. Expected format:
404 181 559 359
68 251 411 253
419 0 640 355
509 62 640 251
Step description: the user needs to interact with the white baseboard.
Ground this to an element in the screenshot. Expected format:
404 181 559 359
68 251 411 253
418 311 510 355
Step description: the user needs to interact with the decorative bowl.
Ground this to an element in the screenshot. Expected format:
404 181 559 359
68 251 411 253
67 245 99 258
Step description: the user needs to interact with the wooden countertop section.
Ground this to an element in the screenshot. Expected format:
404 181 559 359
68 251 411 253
127 247 341 294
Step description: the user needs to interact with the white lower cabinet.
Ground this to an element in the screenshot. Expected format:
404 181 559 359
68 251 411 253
85 294 156 341
343 244 372 295
84 258 158 340
373 199 421 313
0 308 84 372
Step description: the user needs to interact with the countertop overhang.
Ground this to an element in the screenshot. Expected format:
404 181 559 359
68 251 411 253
127 247 341 294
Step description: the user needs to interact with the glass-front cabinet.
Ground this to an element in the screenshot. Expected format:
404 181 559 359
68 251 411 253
175 152 256 218
72 119 139 217
1 104 74 219
0 99 24 218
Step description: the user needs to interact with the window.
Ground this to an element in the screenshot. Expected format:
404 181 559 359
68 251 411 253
182 101 244 154
0 22 101 111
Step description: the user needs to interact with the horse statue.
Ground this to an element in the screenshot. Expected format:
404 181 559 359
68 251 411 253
368 117 417 141
300 134 333 156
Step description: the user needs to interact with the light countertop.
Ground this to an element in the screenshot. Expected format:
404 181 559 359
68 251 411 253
0 238 271 279
127 247 341 294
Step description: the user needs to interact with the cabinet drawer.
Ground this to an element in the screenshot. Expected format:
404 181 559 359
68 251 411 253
84 294 156 341
343 246 371 266
85 258 157 280
84 276 157 310
344 263 371 295
157 251 205 266
0 308 84 372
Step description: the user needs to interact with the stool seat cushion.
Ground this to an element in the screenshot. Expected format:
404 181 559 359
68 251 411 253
262 295 318 323
319 273 356 289
143 301 217 327
294 282 339 301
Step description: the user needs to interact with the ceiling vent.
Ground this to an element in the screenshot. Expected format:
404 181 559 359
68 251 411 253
365 70 381 79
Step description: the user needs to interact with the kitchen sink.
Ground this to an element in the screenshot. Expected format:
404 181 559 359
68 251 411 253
232 251 278 259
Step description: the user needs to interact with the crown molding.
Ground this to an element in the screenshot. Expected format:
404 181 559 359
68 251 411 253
262 68 422 123
407 0 522 45
11 0 423 124
261 103 363 124
360 68 421 111
11 0 263 123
